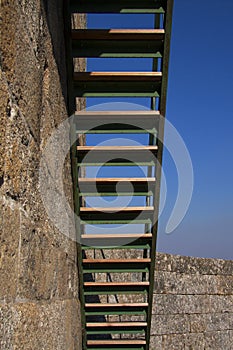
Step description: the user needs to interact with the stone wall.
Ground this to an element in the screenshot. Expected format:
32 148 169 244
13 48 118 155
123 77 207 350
150 253 233 349
0 1 85 349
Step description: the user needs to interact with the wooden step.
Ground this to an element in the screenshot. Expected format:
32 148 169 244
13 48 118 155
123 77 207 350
72 29 164 58
74 72 162 82
85 302 148 316
70 0 166 14
84 282 149 287
83 258 151 264
84 281 150 295
80 206 154 221
87 340 146 345
80 206 154 213
78 178 156 195
74 72 161 97
86 321 147 334
77 146 158 163
86 322 146 335
77 146 158 164
85 303 148 308
75 110 161 117
81 233 152 249
81 178 149 185
83 258 151 273
74 110 161 131
72 29 165 41
77 146 158 151
86 322 147 327
81 234 152 240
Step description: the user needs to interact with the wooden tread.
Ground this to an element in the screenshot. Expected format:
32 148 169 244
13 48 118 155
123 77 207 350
83 258 151 264
85 303 148 308
80 206 154 221
84 282 149 295
84 282 149 287
80 206 154 213
77 146 158 151
72 29 165 40
70 0 166 14
78 178 156 195
75 110 161 117
74 110 160 135
81 233 152 239
79 177 156 183
86 322 147 327
76 147 158 163
87 340 146 345
74 72 162 81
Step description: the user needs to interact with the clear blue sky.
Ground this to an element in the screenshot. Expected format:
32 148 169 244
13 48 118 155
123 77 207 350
85 0 233 260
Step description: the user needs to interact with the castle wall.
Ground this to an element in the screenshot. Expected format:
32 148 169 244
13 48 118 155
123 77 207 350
150 253 233 349
0 1 85 349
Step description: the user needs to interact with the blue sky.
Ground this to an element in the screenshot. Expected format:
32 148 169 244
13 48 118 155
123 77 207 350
85 0 233 260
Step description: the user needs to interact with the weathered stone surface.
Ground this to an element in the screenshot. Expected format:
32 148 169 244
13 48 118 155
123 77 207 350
0 198 19 302
0 300 81 350
204 330 232 350
152 294 211 315
151 314 190 335
154 271 219 295
208 295 233 313
156 252 233 276
149 335 163 350
161 334 185 349
150 253 233 349
184 333 205 350
0 0 85 348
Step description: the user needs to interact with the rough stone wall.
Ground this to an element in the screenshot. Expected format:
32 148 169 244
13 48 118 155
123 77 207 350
150 253 233 349
0 1 84 349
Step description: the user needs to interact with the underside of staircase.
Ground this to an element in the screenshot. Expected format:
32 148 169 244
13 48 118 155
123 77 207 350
64 1 173 349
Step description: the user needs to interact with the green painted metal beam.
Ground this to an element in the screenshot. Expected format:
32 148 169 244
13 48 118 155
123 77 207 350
145 3 174 350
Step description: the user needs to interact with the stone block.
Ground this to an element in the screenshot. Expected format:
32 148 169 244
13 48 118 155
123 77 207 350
156 252 233 276
152 294 210 315
189 314 209 333
0 300 81 350
184 333 205 349
0 199 20 301
17 211 78 301
204 330 231 350
162 334 185 349
154 271 219 295
208 295 233 313
149 335 163 350
206 313 232 332
151 314 190 335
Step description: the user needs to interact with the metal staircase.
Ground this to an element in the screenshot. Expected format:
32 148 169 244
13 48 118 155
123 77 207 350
64 1 173 349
